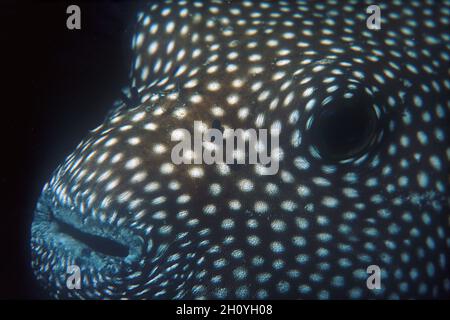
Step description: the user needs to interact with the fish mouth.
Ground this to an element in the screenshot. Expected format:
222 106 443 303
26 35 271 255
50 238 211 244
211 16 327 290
52 217 129 258
31 187 145 298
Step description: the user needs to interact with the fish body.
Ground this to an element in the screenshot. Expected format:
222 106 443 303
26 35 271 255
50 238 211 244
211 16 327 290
31 0 450 299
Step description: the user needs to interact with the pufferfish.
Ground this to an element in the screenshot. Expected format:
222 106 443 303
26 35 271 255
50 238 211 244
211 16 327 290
31 0 450 299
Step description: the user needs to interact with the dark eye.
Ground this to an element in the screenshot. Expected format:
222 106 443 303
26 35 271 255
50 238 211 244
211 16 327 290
311 91 382 162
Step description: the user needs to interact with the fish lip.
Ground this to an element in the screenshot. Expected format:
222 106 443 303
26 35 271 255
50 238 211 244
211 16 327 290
31 188 145 281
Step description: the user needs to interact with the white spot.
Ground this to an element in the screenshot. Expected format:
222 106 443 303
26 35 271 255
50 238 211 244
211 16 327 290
153 144 167 154
132 112 146 122
189 167 204 178
128 137 141 145
144 182 160 193
238 179 254 192
254 201 269 214
322 197 339 208
131 171 147 184
160 163 175 175
125 157 142 170
207 82 221 91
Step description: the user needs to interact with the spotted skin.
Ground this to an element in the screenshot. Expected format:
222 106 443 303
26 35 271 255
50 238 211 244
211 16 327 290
31 0 450 299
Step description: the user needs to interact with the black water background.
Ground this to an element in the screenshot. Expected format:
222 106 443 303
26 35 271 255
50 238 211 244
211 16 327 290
0 0 139 299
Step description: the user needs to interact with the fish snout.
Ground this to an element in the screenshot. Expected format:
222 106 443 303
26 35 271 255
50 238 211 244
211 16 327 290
31 183 148 298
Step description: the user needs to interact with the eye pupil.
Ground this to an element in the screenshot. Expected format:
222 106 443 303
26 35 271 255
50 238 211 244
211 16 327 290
312 92 380 161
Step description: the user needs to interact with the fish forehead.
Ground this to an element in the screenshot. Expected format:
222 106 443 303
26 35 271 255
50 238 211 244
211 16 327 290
39 0 450 299
52 0 450 215
130 0 450 91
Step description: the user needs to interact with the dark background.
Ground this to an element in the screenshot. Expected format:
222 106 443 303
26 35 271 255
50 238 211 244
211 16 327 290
0 0 140 299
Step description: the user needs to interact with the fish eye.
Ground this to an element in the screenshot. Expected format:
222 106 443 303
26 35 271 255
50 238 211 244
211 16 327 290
311 91 382 162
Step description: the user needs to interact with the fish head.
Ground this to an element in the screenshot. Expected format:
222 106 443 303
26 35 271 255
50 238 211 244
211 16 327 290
31 1 450 299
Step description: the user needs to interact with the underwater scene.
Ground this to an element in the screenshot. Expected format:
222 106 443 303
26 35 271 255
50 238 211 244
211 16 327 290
3 0 450 301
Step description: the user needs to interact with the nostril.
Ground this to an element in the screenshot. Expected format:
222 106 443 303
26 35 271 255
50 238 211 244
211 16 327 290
53 215 129 258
